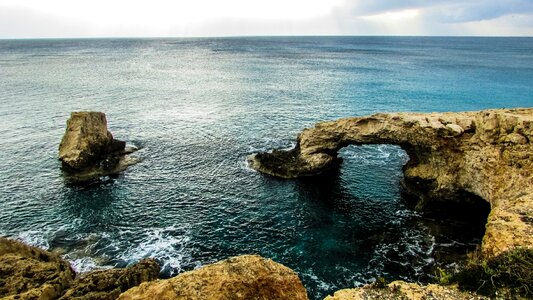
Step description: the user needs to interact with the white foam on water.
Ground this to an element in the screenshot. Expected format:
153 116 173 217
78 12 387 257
118 224 192 277
13 230 50 249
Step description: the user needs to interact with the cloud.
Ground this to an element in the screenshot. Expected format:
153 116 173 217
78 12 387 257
0 6 90 38
0 0 532 37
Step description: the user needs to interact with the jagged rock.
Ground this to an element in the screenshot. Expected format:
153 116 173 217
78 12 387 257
58 112 138 182
0 237 75 300
248 108 533 258
324 281 488 300
118 255 308 300
60 259 159 300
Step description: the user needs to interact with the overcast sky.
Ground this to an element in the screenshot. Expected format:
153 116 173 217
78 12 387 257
1 0 532 38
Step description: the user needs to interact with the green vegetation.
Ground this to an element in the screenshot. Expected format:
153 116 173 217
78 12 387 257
450 248 533 298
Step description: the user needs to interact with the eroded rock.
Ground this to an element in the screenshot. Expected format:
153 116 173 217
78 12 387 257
248 108 533 258
324 281 488 300
60 259 159 300
58 112 138 182
0 237 75 300
119 255 308 300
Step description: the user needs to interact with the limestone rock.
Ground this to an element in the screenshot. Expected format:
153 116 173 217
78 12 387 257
60 259 159 300
0 237 75 300
248 108 533 258
324 281 488 300
119 255 308 300
58 112 138 182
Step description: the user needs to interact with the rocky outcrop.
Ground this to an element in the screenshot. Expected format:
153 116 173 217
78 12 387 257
58 112 138 182
324 280 488 300
119 255 308 300
60 259 159 300
0 237 159 300
0 237 75 300
248 108 533 258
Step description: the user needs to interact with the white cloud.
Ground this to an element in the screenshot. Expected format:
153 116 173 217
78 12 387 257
0 0 532 37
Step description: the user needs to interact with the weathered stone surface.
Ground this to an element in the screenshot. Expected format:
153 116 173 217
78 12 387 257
248 108 533 258
119 255 308 300
59 259 159 300
0 237 75 300
324 281 488 300
58 112 138 182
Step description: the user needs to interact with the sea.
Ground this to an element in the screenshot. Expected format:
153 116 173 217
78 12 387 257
0 36 532 299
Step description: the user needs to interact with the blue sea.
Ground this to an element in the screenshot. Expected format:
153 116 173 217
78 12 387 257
0 36 532 299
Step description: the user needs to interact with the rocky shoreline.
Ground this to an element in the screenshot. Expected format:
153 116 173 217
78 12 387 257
2 108 531 299
249 108 533 259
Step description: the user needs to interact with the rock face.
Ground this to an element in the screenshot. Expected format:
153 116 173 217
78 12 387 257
324 281 488 300
119 255 308 300
248 108 533 258
60 259 159 300
0 237 75 300
0 237 159 300
58 112 137 182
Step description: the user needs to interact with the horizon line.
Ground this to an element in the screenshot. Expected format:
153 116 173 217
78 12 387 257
1 34 533 40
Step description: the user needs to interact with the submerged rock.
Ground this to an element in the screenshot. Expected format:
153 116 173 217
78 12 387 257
248 108 533 258
0 237 75 300
58 112 138 182
324 280 488 300
119 255 308 300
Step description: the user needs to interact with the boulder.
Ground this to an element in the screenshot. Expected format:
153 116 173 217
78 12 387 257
248 108 533 258
0 237 75 300
58 112 138 182
119 255 308 300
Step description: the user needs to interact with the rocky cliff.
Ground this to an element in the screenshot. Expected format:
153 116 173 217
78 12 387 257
0 238 308 300
119 255 308 300
0 237 159 300
58 112 137 182
248 108 533 258
324 280 488 300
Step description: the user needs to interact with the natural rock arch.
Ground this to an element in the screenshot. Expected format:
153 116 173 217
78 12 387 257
248 108 533 258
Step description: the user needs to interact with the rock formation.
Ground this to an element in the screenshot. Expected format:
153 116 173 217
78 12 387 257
0 237 75 300
0 237 159 300
324 280 488 300
58 112 138 182
119 255 308 300
248 108 533 258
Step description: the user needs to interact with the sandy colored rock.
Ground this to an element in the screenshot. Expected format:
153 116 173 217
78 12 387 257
0 237 75 300
119 255 308 300
58 111 138 182
324 281 488 300
59 111 122 170
249 108 533 258
59 258 159 300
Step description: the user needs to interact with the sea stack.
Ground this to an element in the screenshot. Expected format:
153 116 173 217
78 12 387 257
249 108 533 258
58 111 136 181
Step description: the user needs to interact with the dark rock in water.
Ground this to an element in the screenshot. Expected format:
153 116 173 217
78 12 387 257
58 112 139 183
60 259 160 300
0 237 75 299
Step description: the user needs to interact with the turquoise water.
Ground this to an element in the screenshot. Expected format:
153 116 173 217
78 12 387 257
0 37 532 299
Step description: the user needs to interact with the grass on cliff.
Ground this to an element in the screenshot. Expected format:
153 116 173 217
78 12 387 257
449 248 533 298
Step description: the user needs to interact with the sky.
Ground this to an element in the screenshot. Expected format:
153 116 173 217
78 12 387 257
0 0 532 38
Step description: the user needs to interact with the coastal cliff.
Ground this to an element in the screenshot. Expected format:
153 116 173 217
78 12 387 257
248 108 533 258
0 238 308 300
0 237 159 300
